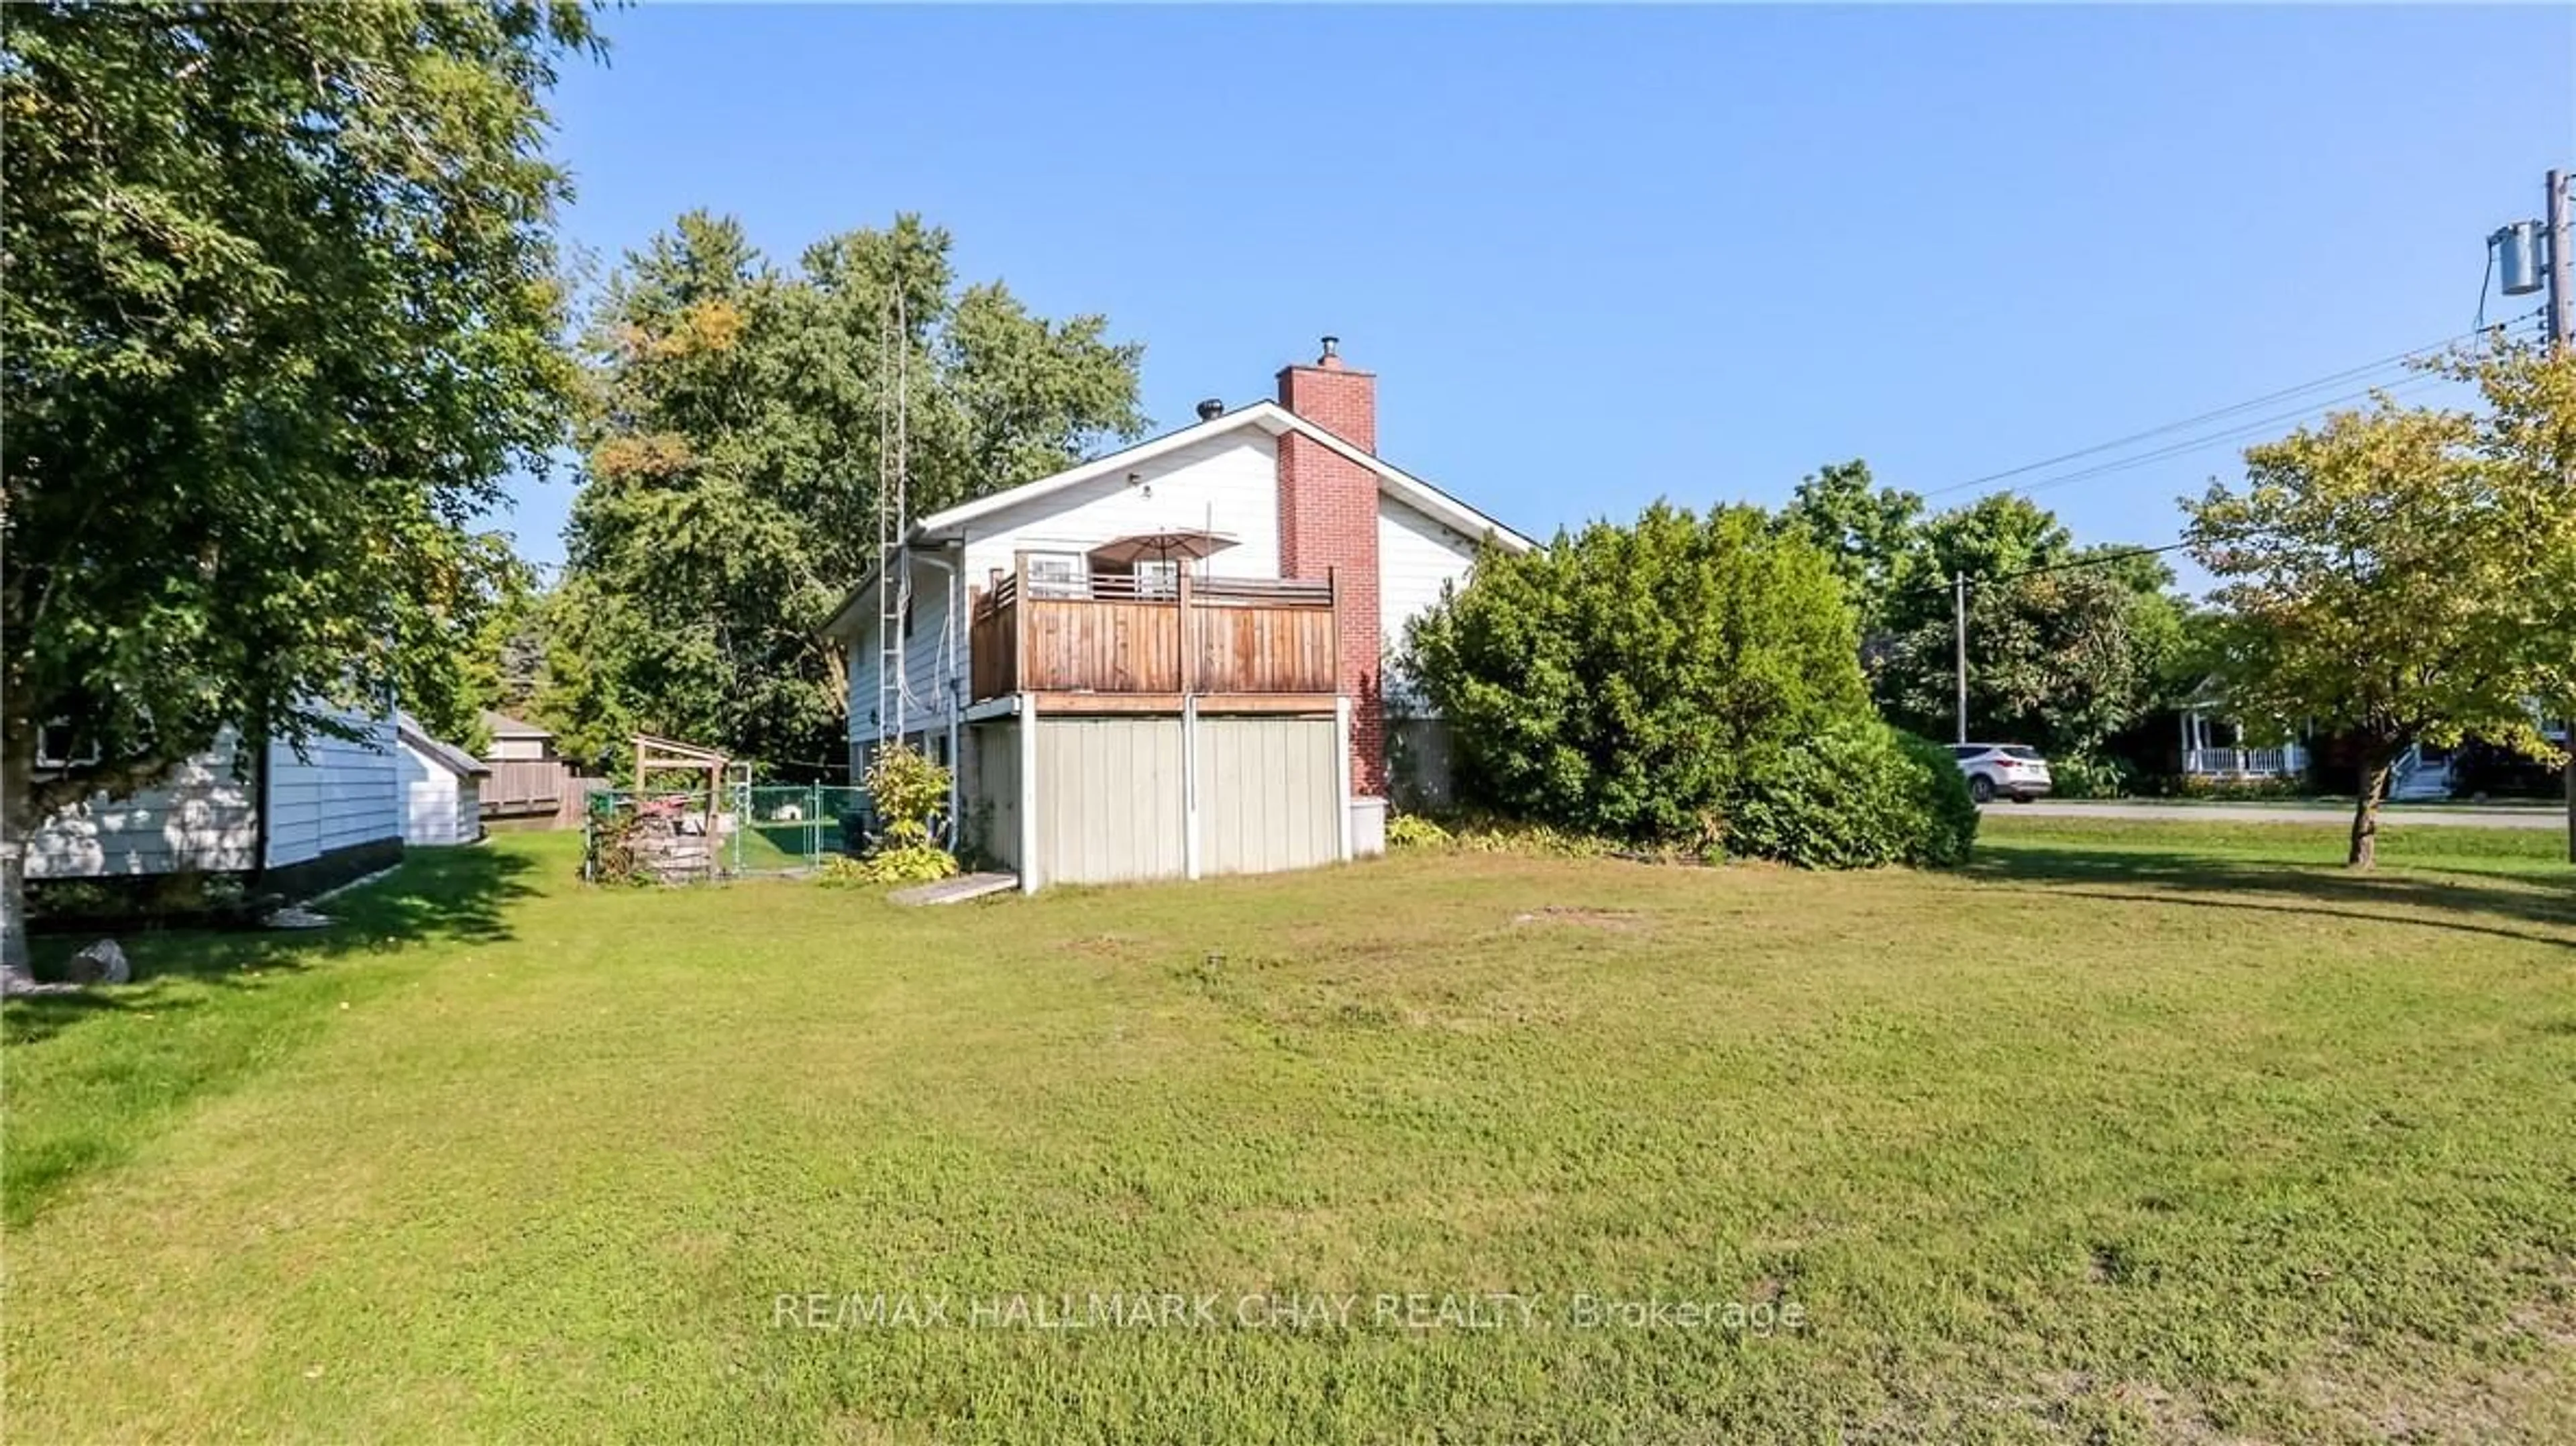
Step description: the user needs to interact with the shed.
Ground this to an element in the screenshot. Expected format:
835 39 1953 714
480 709 555 762
397 715 488 845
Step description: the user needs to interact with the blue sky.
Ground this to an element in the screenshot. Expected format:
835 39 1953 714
508 4 2576 582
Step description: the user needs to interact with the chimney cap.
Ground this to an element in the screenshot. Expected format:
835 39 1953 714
1320 335 1340 362
1195 397 1224 421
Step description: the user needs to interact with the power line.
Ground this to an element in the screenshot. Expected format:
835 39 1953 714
1985 541 2188 584
1888 541 2192 603
1998 371 2458 501
1920 313 2539 501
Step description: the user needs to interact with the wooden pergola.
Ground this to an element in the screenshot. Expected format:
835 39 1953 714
633 733 730 819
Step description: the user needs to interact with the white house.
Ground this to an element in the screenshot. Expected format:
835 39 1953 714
27 706 407 896
822 338 1534 890
396 714 488 846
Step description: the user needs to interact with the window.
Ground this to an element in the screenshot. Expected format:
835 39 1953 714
1027 552 1087 598
35 719 101 769
1133 559 1179 597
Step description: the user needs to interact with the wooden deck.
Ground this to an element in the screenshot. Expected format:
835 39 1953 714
969 564 1340 703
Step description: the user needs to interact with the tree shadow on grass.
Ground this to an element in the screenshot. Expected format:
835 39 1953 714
5 844 537 1047
1967 844 2576 951
3 845 545 1226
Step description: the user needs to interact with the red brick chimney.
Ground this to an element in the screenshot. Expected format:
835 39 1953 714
1276 336 1385 796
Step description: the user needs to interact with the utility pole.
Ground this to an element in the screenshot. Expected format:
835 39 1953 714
1953 570 1969 745
2492 171 2575 862
2547 169 2573 864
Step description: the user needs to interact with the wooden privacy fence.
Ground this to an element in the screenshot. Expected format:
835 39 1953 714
481 759 606 827
969 563 1338 701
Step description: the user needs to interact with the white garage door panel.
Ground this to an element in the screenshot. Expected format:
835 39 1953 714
1034 717 1185 884
1196 717 1338 876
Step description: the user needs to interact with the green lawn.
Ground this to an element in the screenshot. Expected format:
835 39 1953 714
7 818 2574 1442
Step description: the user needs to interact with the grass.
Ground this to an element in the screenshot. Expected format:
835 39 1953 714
7 818 2575 1442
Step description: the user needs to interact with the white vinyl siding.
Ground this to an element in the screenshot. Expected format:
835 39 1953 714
847 549 967 752
263 713 402 868
1377 495 1483 711
958 431 1283 591
397 741 482 846
847 433 1283 745
24 729 262 879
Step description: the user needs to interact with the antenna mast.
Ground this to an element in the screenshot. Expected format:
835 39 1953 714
875 285 911 752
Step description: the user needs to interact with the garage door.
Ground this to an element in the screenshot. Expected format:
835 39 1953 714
1032 717 1185 884
1195 715 1339 876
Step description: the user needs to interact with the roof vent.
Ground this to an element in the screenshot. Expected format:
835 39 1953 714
1195 397 1224 421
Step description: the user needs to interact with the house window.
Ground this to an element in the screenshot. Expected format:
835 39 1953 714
1027 553 1087 598
1132 559 1179 597
35 719 101 769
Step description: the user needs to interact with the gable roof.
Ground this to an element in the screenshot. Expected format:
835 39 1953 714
480 709 551 740
397 714 489 776
820 403 1536 641
915 401 1536 552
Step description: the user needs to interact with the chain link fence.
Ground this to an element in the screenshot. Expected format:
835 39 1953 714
584 782 873 882
734 784 871 875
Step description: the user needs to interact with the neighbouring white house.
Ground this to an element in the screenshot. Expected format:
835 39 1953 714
2178 696 2312 784
26 705 407 896
822 338 1536 890
396 714 488 846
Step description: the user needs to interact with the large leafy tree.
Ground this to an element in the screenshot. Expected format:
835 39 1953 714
2184 344 2576 868
1780 474 2182 760
1772 460 1927 637
1 2 600 976
545 212 1144 775
1407 503 1870 845
1880 561 2184 759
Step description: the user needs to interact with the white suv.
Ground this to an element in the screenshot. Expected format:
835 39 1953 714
1949 743 2051 803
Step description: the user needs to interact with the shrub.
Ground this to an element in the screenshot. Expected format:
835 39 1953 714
863 743 951 847
2170 772 2309 801
861 843 960 885
2048 752 2134 800
814 854 873 888
816 846 959 888
1721 721 1978 869
1386 813 1452 849
1407 502 1868 844
839 743 961 884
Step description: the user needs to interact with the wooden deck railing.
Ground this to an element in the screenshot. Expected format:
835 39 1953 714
969 561 1339 701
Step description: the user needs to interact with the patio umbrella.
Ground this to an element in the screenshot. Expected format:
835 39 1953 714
1086 529 1239 568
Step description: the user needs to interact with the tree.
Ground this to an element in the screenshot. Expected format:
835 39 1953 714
547 212 1144 776
2184 346 2576 867
1 3 600 978
1828 486 2180 763
1772 460 1926 636
1406 503 1870 845
396 533 543 755
1880 563 2183 761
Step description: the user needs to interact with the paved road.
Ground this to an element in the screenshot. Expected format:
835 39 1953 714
1986 801 2563 831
